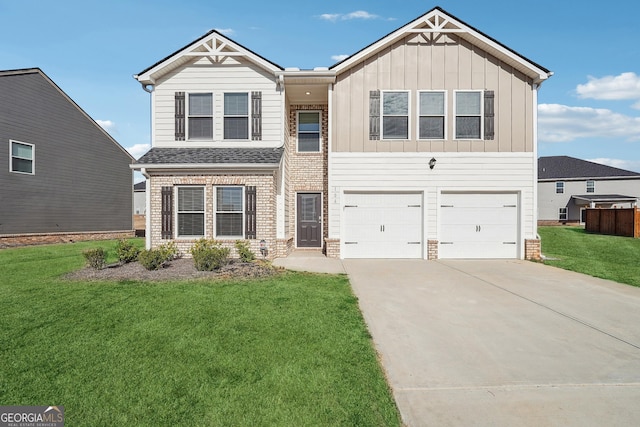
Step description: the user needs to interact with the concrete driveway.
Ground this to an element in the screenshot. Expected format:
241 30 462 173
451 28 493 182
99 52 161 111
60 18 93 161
343 259 640 427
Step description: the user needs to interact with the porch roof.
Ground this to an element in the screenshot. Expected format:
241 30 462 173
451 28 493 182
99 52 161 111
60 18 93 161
572 194 638 205
131 147 283 170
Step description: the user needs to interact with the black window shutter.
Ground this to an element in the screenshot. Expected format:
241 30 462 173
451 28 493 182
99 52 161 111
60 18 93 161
161 186 173 239
175 92 186 141
369 90 380 140
251 91 262 141
484 90 495 140
245 186 257 239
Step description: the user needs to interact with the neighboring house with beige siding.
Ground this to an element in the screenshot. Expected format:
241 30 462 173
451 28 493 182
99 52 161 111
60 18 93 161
132 6 551 260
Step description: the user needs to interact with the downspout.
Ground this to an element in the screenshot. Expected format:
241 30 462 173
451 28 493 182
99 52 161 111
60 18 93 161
141 168 152 250
533 83 540 247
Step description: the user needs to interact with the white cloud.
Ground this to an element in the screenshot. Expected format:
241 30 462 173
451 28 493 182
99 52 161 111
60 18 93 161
331 54 349 62
587 158 640 172
576 72 640 101
319 10 379 22
96 119 116 132
126 143 151 160
215 28 234 35
538 103 640 143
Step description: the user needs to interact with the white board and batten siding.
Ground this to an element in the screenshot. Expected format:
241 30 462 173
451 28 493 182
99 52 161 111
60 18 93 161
152 56 282 148
330 152 535 259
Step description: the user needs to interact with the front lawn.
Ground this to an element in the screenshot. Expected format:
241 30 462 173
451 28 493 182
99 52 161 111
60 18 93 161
0 240 400 426
539 226 640 287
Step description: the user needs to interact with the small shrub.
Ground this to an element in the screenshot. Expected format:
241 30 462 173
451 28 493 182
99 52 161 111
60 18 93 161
115 239 140 264
190 238 230 271
235 240 255 262
138 249 167 271
83 248 106 270
158 241 179 261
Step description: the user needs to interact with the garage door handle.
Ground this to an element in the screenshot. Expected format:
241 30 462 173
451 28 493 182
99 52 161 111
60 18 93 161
344 242 358 245
407 205 421 208
441 205 454 208
344 205 358 208
441 242 454 245
503 242 517 245
407 242 421 245
504 205 517 208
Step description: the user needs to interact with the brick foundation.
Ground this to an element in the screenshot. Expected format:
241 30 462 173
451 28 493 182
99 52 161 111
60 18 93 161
427 240 439 260
325 238 340 259
525 239 541 261
0 230 135 248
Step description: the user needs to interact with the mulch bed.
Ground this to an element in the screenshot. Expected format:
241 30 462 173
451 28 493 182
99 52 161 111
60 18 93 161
64 257 279 282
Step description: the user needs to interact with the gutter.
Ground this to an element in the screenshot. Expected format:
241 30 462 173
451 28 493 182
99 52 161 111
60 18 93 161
130 163 281 171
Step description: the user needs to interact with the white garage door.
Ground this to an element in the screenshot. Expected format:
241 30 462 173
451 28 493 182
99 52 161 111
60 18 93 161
343 193 423 258
440 193 519 259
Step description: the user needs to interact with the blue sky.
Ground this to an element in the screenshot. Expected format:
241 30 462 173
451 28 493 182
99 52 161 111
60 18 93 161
2 0 640 176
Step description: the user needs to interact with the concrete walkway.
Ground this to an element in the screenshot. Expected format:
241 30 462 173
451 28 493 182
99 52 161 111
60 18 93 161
344 259 640 426
272 250 346 274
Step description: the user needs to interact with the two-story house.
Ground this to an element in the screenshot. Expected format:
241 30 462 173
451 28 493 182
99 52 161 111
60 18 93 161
132 6 552 260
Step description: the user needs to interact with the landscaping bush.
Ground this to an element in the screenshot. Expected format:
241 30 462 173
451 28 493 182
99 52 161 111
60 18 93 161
235 240 255 262
83 248 106 270
158 241 179 261
115 239 140 264
190 238 230 271
137 249 167 271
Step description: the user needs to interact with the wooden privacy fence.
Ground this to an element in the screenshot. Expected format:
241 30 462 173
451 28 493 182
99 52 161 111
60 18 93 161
585 207 640 238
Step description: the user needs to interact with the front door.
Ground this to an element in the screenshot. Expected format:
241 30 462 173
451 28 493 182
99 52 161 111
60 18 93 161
297 193 322 247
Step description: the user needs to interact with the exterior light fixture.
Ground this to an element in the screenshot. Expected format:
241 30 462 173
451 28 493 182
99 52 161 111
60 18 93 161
305 91 311 95
259 239 268 258
429 157 437 169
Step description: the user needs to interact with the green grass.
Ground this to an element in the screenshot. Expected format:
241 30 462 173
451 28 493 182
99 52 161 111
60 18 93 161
539 226 640 287
0 240 400 426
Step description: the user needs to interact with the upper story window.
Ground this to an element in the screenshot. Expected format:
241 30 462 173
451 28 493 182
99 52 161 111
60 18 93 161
177 186 205 237
216 186 244 237
188 93 213 140
556 181 564 194
586 180 595 193
297 111 321 152
454 91 483 139
382 91 409 140
418 91 446 140
10 140 34 174
224 93 249 140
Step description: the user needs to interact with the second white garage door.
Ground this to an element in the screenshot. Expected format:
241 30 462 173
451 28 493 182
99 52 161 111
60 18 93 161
343 193 423 258
439 192 519 259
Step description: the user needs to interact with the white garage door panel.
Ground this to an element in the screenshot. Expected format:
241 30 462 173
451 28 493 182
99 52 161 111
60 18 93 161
440 193 519 259
343 193 423 259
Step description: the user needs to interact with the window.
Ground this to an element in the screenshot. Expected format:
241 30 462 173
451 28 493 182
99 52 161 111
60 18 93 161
586 180 595 193
297 111 321 152
559 207 568 221
177 187 205 237
10 141 34 174
188 93 213 140
216 187 244 237
418 91 445 139
224 93 249 140
556 182 564 194
455 91 482 139
382 91 409 139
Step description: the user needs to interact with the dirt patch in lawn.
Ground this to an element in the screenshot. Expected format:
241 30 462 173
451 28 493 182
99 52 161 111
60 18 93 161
64 258 279 282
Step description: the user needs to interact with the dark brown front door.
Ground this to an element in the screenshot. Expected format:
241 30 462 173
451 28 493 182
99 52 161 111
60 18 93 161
297 193 322 247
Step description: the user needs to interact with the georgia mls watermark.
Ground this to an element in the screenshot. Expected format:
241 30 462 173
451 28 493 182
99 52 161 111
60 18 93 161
0 406 64 427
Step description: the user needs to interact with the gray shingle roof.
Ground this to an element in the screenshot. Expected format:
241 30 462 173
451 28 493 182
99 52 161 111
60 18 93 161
538 156 640 180
135 147 284 166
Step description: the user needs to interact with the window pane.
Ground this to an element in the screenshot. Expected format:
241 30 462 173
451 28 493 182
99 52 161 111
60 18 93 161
178 213 204 236
12 158 33 173
216 213 243 236
383 92 408 115
300 195 318 222
178 187 204 211
298 133 320 152
217 187 243 212
456 92 481 115
189 117 213 139
224 117 249 139
189 93 212 115
420 92 444 115
455 116 481 139
298 112 320 132
419 117 444 139
12 142 32 159
383 116 408 139
224 93 248 115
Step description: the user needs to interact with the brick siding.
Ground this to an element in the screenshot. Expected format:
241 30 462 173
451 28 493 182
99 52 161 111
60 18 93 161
0 230 134 248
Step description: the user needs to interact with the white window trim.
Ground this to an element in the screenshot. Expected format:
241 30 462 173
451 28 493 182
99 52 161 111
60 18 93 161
223 92 251 141
453 90 484 140
381 90 411 140
586 180 595 193
296 110 322 153
175 186 206 239
187 92 214 141
214 186 245 239
556 181 564 194
417 90 447 140
9 140 35 175
558 207 568 221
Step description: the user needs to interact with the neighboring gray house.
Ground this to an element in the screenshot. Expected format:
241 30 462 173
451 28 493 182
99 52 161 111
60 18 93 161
134 181 146 215
538 156 640 224
0 68 134 245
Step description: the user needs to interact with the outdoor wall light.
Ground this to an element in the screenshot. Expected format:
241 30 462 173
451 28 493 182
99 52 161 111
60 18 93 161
429 157 437 169
259 239 268 258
